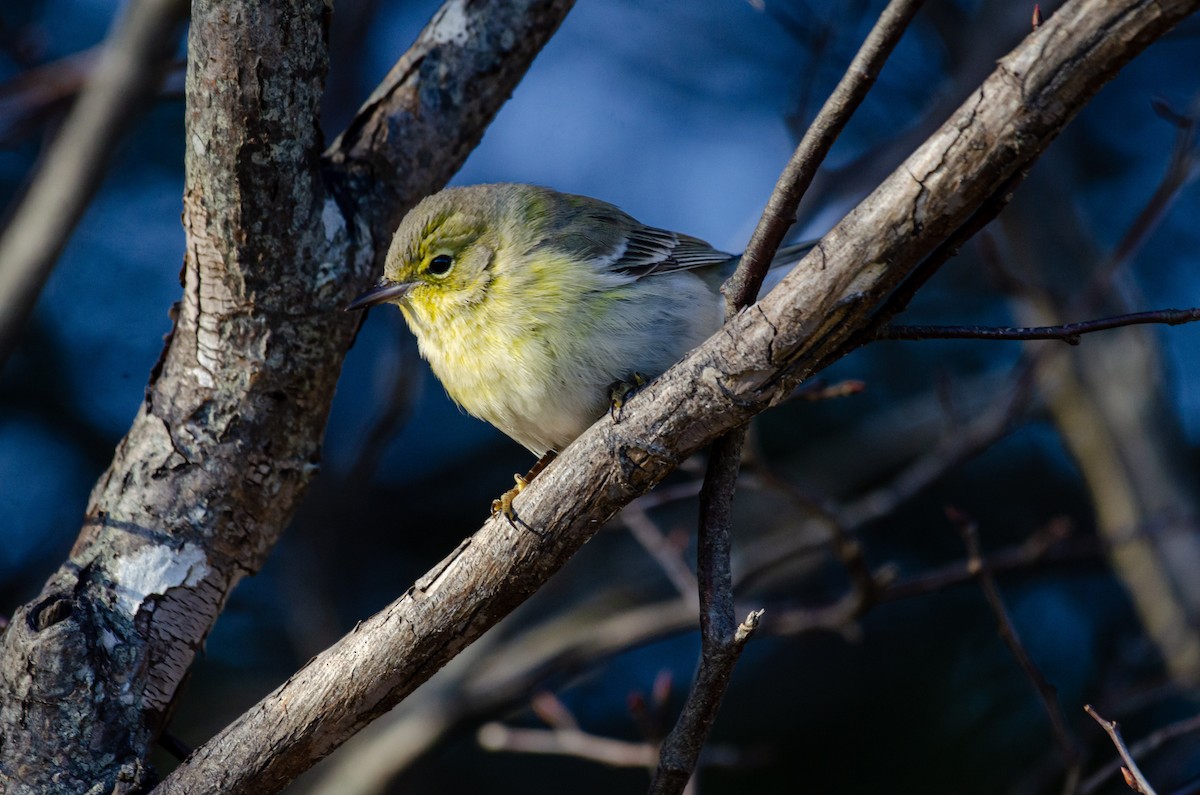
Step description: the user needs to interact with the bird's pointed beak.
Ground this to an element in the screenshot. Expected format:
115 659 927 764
347 281 414 311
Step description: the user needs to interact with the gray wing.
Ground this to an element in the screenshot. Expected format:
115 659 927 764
611 224 735 279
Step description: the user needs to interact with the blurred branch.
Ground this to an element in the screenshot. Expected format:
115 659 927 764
791 377 866 401
1085 705 1160 795
0 51 186 146
1075 94 1200 311
880 307 1200 344
882 518 1089 601
479 722 658 767
999 88 1200 686
0 48 100 143
480 698 754 775
621 502 699 600
835 358 1036 528
746 450 885 602
652 1 927 790
0 0 188 372
949 508 1080 775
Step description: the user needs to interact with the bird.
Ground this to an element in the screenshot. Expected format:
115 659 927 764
350 183 809 515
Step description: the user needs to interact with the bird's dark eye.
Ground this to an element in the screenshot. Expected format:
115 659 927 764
428 254 454 276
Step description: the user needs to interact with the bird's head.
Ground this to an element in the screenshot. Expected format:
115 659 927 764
349 185 518 331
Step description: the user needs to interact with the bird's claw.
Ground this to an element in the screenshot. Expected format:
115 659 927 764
491 473 531 522
609 372 648 422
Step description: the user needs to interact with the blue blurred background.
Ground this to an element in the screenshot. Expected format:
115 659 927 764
3 0 1200 792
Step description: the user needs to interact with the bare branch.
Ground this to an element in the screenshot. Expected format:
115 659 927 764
1074 94 1200 310
880 307 1200 344
1085 705 1160 795
0 0 188 370
949 508 1079 771
530 691 581 732
1081 708 1200 794
650 427 754 795
479 723 658 768
882 518 1087 601
622 503 700 601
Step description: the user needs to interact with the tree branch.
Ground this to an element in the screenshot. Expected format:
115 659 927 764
0 0 188 370
324 0 576 257
1085 705 1160 795
880 307 1200 344
949 508 1079 772
1081 708 1200 794
149 2 1200 792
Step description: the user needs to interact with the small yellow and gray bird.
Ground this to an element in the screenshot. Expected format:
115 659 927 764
350 183 809 512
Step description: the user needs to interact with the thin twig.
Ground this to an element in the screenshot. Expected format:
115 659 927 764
1085 705 1160 795
1073 95 1200 314
629 671 677 746
949 508 1080 773
882 518 1085 601
479 723 657 768
792 378 867 402
745 447 881 603
530 691 580 732
835 357 1036 530
1081 709 1200 794
622 503 700 601
478 722 752 772
879 308 1200 344
649 3 926 792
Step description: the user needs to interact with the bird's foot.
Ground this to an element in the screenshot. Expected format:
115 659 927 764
491 473 529 522
490 451 557 524
609 372 648 422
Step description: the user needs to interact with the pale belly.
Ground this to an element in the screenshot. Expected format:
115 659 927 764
413 272 723 455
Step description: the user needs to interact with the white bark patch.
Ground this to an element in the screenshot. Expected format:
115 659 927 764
321 197 346 242
431 0 470 45
112 542 211 618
